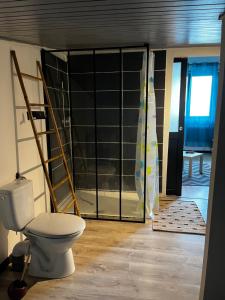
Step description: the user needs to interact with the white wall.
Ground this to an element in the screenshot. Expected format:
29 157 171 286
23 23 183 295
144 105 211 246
162 46 221 195
0 40 50 263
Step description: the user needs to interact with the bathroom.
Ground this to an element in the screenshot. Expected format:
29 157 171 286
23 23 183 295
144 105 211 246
0 8 223 297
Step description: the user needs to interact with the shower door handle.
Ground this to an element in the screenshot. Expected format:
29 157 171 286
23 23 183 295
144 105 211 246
179 126 183 132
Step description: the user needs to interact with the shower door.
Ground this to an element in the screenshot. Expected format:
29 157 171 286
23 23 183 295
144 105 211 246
41 50 74 212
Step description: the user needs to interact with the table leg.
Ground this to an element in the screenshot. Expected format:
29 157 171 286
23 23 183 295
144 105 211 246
189 158 192 177
200 155 203 174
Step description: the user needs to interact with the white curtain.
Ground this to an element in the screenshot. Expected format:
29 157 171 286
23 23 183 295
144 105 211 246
135 51 159 219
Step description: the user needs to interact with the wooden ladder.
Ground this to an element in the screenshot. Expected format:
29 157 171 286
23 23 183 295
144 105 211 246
11 50 80 216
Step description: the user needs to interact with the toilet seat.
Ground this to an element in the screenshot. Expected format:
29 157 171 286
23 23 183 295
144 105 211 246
24 212 85 239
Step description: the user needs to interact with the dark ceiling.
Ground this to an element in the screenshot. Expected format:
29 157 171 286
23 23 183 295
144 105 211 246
0 0 224 49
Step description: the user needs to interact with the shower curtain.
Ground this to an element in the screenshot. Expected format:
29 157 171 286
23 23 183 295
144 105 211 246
135 51 159 219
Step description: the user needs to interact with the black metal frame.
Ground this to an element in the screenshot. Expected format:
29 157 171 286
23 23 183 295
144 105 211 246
43 44 149 223
67 50 77 214
41 49 55 213
166 58 188 196
46 45 148 53
119 48 123 221
176 58 188 195
93 49 99 219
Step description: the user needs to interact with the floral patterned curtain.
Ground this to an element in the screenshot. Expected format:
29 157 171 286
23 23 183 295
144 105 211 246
135 51 159 219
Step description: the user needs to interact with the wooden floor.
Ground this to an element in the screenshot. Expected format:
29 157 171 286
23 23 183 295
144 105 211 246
0 220 205 300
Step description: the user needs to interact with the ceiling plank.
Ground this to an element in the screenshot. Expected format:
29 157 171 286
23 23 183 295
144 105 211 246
0 0 222 48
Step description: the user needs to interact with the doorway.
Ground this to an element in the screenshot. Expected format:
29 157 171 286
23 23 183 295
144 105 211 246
166 56 219 221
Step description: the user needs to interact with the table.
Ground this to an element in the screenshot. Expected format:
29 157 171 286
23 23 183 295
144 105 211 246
183 151 204 177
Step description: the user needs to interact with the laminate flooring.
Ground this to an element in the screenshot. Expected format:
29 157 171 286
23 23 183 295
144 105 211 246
0 220 205 300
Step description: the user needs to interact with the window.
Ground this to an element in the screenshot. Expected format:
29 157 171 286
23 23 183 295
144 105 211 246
190 76 212 117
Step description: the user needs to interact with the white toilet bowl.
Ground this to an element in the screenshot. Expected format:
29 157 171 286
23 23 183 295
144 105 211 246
23 212 86 278
0 179 85 279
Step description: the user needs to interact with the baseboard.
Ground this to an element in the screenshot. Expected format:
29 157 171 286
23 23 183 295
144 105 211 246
0 256 10 273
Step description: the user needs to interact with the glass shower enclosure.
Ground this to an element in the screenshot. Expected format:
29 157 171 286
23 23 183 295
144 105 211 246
42 46 149 222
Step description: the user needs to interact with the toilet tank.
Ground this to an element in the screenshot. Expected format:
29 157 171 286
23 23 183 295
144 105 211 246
0 179 34 231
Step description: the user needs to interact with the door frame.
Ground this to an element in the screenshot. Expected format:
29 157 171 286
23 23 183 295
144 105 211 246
162 47 220 195
166 58 188 196
200 18 225 299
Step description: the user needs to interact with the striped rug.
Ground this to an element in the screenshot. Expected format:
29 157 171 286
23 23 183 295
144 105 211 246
182 158 211 186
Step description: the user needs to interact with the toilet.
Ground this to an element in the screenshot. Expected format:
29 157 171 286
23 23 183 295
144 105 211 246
0 178 85 278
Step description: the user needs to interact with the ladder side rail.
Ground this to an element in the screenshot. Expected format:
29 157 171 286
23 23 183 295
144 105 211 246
11 50 58 213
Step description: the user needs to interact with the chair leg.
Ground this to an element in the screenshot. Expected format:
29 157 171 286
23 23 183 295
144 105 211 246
189 158 192 177
200 155 203 174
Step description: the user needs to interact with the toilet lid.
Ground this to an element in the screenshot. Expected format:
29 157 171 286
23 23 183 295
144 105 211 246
25 213 86 238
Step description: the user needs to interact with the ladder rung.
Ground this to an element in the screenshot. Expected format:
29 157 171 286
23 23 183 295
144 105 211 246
53 176 69 191
45 154 63 164
21 72 42 81
62 198 77 213
37 130 55 136
11 50 80 216
29 103 50 107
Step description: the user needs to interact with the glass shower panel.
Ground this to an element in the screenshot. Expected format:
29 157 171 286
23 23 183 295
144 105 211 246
95 50 120 220
69 51 97 217
44 47 148 221
121 50 146 221
42 51 74 211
